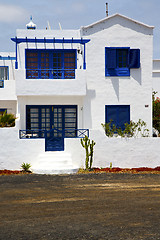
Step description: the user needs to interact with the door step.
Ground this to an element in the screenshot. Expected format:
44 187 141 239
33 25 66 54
31 152 79 174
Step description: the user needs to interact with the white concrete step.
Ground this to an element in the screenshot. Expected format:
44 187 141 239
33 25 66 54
31 151 79 174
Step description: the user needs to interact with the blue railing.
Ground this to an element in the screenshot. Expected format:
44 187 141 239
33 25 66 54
26 69 75 79
19 129 89 139
0 80 4 88
19 129 46 139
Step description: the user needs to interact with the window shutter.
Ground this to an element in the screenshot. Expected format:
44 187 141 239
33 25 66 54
106 48 117 69
118 106 130 130
105 106 118 126
129 49 140 68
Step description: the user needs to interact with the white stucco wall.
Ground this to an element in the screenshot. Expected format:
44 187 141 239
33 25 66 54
0 127 160 171
82 15 153 135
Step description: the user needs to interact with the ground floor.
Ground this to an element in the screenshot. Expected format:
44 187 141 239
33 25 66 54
0 126 160 173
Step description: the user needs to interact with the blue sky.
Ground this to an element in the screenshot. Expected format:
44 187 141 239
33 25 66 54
0 0 160 58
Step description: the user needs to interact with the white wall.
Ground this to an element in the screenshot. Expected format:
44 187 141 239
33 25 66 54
82 15 153 135
0 127 160 171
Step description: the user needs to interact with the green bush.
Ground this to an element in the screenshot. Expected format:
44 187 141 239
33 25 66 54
21 163 32 172
153 91 160 133
101 119 149 138
0 111 16 127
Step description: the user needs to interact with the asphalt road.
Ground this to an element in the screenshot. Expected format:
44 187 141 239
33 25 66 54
0 173 160 240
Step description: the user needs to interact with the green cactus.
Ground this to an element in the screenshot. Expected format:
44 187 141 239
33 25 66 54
80 136 96 169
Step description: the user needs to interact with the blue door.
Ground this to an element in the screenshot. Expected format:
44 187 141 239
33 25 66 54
45 128 64 151
26 105 77 151
105 105 130 130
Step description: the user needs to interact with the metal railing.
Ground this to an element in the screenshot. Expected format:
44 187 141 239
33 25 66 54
19 129 46 139
19 129 89 139
0 80 4 88
26 69 75 79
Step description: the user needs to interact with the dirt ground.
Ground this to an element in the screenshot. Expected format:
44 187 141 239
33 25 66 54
0 173 160 240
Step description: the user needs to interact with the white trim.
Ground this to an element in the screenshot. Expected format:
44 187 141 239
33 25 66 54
81 13 154 30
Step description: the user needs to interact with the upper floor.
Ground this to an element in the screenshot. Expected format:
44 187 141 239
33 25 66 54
0 13 155 99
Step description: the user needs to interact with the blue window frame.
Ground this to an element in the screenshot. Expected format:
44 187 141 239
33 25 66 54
26 49 77 79
105 47 140 77
26 105 77 138
0 108 7 115
105 105 130 130
0 66 9 88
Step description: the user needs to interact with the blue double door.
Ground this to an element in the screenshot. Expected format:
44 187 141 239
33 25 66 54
26 105 77 151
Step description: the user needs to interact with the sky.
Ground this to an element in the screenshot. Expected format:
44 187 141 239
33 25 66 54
0 0 160 58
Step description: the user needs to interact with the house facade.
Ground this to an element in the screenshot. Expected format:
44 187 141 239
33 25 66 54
0 14 159 173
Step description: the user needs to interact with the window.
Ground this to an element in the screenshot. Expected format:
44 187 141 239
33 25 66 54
0 67 8 88
105 47 140 76
0 109 7 115
26 49 77 79
105 105 130 130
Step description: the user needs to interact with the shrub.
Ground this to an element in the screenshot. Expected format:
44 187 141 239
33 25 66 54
153 91 160 133
21 163 32 172
101 119 149 138
0 111 16 127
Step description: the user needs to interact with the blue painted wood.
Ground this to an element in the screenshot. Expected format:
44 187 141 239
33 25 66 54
105 105 130 130
26 105 78 151
25 49 77 79
0 56 16 60
129 49 140 68
105 47 131 77
11 37 90 44
45 128 64 151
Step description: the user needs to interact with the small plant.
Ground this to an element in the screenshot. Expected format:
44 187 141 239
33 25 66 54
110 162 112 170
0 111 16 127
80 136 96 169
101 119 149 138
21 163 32 173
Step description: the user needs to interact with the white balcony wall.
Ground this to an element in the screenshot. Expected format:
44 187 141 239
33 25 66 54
0 80 17 100
15 69 86 96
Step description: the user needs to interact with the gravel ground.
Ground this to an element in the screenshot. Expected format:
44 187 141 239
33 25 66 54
0 173 160 240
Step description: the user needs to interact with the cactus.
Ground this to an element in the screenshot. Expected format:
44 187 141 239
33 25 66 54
80 136 96 169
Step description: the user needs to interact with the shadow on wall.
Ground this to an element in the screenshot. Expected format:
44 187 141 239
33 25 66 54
83 89 96 129
132 68 142 85
110 68 141 101
111 78 119 101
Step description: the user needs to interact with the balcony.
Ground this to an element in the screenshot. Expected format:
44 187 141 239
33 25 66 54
26 69 75 79
15 69 86 96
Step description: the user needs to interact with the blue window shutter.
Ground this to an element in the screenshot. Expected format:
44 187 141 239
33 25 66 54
106 48 117 69
118 106 130 130
129 49 140 68
105 105 130 131
105 106 118 126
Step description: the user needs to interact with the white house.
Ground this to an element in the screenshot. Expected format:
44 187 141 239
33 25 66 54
0 13 160 173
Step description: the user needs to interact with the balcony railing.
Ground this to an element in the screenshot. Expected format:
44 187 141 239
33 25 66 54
0 80 4 88
26 69 75 79
19 129 89 139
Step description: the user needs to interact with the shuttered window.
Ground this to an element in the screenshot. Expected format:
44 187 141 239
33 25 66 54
105 47 140 76
105 105 130 130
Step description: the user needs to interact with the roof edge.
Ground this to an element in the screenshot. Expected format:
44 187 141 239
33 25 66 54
81 13 154 30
